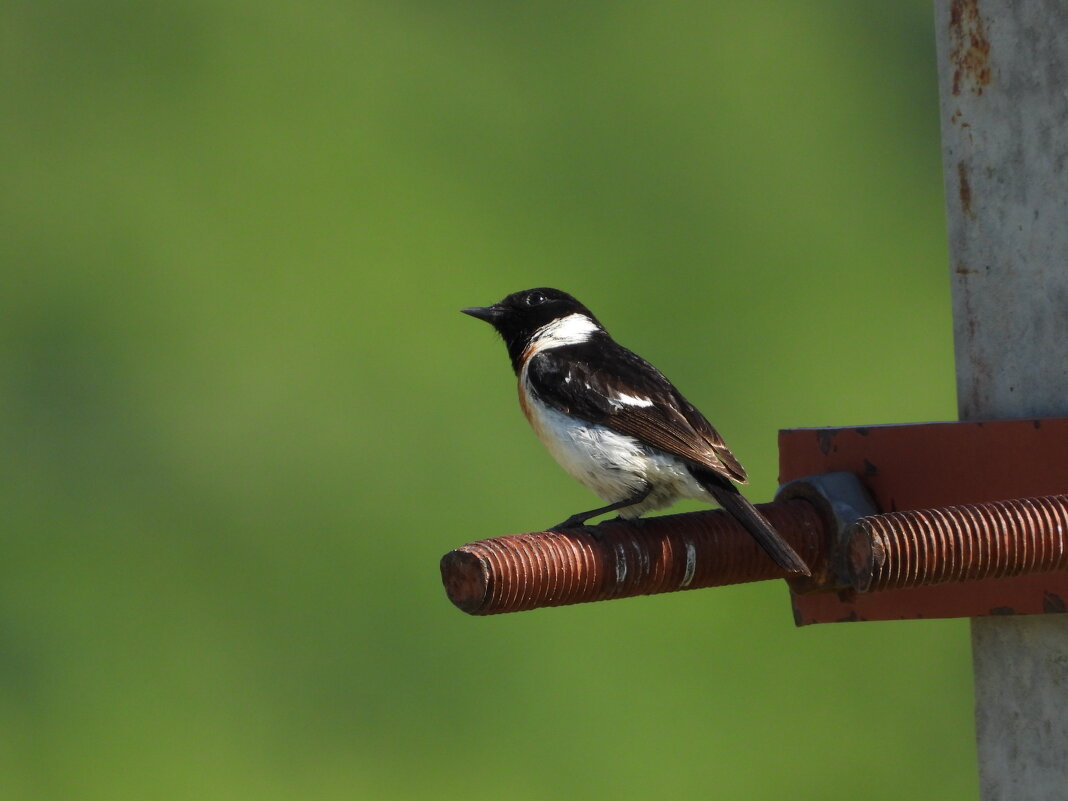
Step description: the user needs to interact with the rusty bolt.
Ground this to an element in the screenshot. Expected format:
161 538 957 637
440 500 826 615
442 484 1068 615
848 494 1068 592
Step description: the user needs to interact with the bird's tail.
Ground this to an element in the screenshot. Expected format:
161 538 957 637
693 469 811 577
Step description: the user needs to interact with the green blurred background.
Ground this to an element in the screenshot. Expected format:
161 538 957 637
2 1 972 799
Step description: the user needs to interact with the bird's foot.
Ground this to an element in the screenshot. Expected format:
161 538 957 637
553 514 592 530
551 518 604 540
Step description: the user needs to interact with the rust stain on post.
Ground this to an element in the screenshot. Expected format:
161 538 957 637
950 0 992 96
957 161 975 218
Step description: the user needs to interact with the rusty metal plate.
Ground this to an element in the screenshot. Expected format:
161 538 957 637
779 418 1068 625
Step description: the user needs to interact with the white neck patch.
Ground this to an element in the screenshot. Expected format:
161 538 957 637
525 313 600 356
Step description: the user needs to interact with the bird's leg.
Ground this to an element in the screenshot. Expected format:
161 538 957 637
552 483 651 530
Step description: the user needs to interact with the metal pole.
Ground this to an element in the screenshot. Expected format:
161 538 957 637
935 1 1068 797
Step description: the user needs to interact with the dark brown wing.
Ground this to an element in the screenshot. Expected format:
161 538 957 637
525 342 748 484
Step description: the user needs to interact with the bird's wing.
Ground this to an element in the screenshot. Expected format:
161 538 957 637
525 344 748 484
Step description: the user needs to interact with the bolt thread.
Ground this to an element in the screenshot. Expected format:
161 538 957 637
853 494 1068 592
441 500 824 615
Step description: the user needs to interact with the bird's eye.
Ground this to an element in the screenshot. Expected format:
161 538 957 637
526 291 547 306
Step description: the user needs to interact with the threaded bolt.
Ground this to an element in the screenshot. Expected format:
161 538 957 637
441 500 825 615
848 494 1068 592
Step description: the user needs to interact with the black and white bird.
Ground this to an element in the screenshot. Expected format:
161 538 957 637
462 287 810 577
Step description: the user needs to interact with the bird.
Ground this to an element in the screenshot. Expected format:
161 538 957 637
462 287 810 576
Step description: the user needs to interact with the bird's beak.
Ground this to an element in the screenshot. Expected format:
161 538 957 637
461 305 505 323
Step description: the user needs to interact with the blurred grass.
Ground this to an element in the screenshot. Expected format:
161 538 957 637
1 1 973 799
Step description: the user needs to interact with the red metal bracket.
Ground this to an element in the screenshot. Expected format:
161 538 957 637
779 418 1068 625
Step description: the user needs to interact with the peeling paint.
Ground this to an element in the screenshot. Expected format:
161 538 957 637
816 429 835 455
613 540 627 585
1042 592 1066 613
679 538 696 588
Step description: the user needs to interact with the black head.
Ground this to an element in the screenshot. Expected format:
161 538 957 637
462 288 601 372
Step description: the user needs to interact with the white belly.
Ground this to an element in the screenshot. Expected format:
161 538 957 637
521 388 712 517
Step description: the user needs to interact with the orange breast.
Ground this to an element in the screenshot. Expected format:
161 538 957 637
517 378 535 425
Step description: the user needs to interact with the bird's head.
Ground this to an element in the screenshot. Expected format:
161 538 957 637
463 287 602 372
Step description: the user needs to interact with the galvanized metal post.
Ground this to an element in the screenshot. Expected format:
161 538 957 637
935 1 1068 797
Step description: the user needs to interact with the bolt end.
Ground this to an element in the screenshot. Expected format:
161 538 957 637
440 549 491 614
